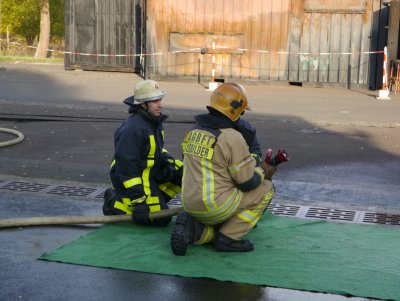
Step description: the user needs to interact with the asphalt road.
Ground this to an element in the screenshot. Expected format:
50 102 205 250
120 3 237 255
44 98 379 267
1 61 399 212
0 61 399 301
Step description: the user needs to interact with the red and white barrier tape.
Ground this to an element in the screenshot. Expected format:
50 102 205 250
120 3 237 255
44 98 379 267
1 38 384 57
0 39 201 57
217 46 384 56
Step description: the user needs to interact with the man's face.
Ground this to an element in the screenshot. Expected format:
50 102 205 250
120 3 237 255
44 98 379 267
143 99 162 116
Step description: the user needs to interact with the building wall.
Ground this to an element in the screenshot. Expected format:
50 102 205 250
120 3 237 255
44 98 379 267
65 0 143 72
145 0 385 86
146 0 292 81
64 0 387 86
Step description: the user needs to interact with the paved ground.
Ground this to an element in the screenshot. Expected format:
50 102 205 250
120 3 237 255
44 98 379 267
0 61 399 301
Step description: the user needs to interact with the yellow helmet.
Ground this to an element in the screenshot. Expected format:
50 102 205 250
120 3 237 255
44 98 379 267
209 82 250 121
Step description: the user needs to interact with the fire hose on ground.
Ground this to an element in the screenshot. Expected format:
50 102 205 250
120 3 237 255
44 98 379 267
0 207 183 229
0 127 24 148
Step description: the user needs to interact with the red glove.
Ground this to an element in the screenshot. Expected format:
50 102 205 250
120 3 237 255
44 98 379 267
274 149 289 164
264 148 273 164
264 148 289 166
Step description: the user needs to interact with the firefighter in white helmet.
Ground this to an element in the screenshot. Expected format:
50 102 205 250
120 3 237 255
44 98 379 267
103 80 183 227
171 82 288 255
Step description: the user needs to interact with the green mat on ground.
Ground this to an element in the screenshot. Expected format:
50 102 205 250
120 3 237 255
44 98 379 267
40 212 400 301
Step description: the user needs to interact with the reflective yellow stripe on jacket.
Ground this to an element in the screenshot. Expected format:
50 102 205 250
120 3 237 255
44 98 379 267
114 198 133 214
159 182 181 198
146 196 161 212
142 135 156 196
201 158 216 211
228 156 254 174
142 135 161 211
123 177 142 189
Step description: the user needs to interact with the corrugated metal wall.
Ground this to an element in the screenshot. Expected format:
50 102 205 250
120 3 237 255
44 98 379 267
145 0 386 86
292 0 381 85
65 0 143 72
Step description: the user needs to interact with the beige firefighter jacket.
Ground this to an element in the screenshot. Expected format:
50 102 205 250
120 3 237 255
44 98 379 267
181 126 265 225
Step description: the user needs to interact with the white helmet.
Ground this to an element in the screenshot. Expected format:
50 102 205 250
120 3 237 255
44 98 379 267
123 80 165 106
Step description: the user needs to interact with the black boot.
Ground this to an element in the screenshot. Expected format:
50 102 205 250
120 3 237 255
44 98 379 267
103 188 117 216
171 212 202 256
213 232 254 252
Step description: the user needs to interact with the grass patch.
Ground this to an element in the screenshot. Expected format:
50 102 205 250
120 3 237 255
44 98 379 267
0 55 64 63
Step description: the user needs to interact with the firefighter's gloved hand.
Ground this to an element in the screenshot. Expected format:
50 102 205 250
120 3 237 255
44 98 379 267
165 164 176 180
132 202 150 225
263 148 273 164
274 149 289 164
163 153 176 166
264 148 289 166
170 165 183 186
158 154 178 182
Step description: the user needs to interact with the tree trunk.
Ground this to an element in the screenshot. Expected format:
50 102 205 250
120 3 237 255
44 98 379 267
35 0 50 58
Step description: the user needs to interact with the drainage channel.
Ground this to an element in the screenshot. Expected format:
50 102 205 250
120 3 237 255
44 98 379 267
1 179 399 227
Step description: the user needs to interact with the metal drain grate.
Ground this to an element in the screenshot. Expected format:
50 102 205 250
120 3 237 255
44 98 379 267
363 212 400 226
305 207 356 221
47 185 98 197
0 181 51 192
1 179 399 227
94 190 107 199
267 204 301 216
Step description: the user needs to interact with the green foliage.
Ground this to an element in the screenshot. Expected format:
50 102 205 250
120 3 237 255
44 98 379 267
50 0 64 39
0 55 64 62
0 0 64 44
16 0 40 45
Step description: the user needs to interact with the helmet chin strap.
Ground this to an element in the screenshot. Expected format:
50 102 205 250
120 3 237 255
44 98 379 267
140 103 149 112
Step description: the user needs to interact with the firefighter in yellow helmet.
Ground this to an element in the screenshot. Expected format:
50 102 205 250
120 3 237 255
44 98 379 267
171 82 288 255
103 80 183 227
